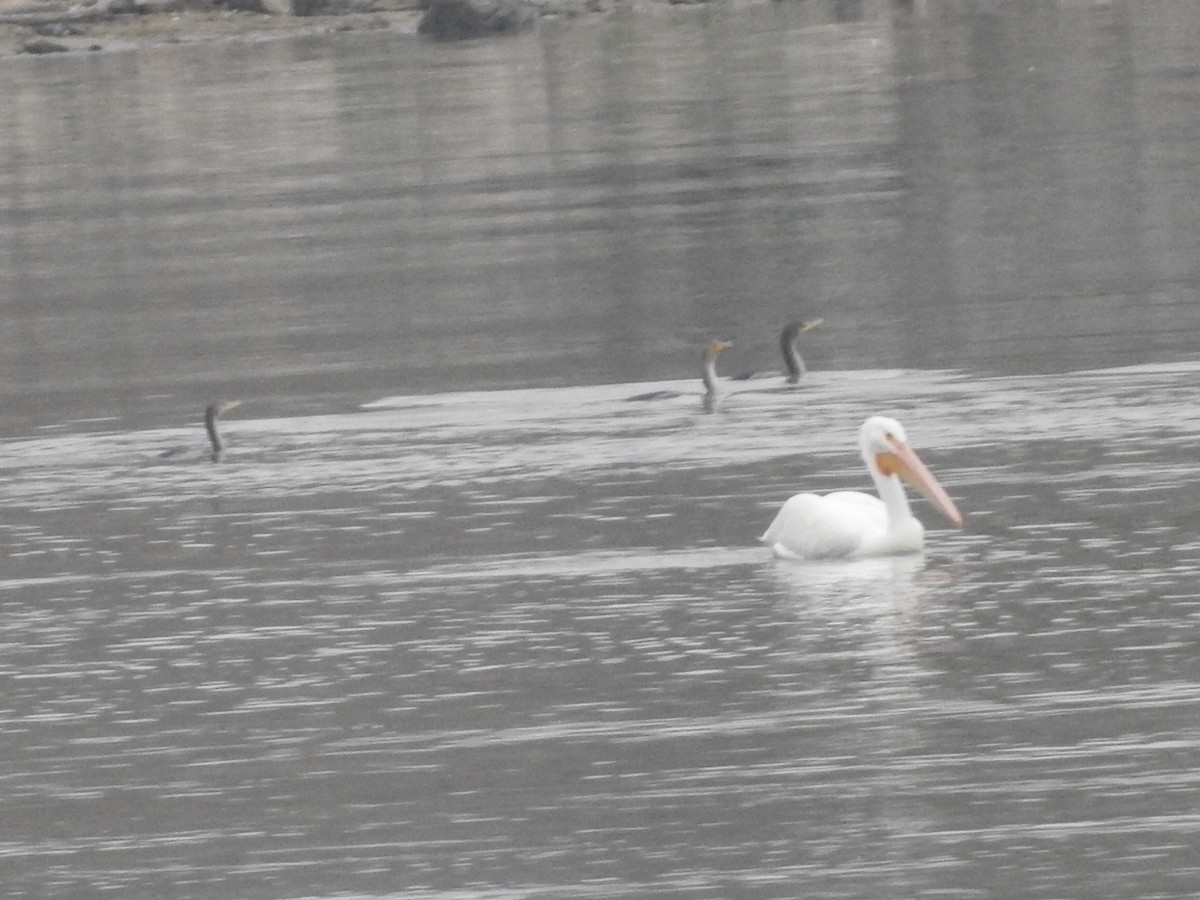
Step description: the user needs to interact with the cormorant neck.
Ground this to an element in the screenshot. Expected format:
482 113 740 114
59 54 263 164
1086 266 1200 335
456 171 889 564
701 351 722 398
205 406 222 462
781 327 805 384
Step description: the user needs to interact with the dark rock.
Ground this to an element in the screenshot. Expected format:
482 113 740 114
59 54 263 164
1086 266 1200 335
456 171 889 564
103 0 186 14
291 0 379 15
291 0 328 15
418 0 536 40
20 37 69 52
33 21 83 36
172 0 268 10
213 0 272 12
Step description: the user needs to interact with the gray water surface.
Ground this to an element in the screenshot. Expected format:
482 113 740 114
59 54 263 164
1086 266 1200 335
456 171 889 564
3 1 1200 898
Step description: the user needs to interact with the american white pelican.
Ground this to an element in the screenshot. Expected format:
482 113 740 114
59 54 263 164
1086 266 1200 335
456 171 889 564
626 339 733 411
158 400 242 463
761 415 962 559
732 319 823 384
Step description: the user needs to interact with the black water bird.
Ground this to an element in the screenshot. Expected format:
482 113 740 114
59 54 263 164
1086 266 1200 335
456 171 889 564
732 319 823 384
626 339 734 412
158 400 242 462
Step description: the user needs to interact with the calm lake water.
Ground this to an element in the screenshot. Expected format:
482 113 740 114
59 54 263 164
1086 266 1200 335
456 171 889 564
3 1 1200 897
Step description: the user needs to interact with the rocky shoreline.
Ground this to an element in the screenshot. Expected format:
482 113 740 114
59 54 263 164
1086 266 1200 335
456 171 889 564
0 0 694 57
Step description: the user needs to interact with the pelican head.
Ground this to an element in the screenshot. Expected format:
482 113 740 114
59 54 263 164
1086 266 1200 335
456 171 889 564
859 416 963 527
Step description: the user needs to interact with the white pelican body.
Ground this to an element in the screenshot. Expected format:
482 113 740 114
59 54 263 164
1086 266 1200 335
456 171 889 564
761 416 962 559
